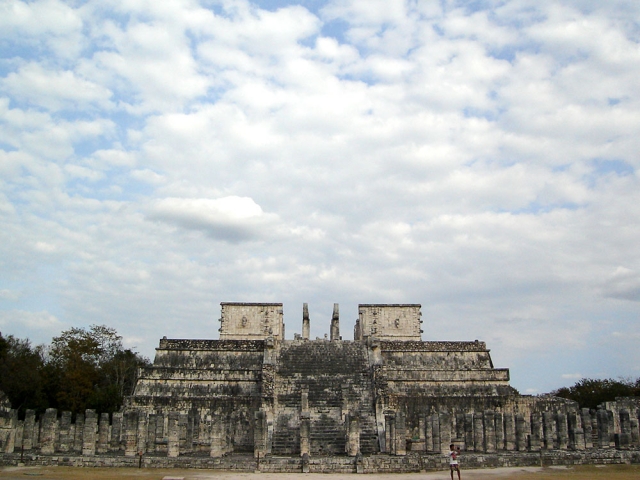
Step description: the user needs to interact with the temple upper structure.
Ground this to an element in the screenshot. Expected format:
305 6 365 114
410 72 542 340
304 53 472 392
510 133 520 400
218 302 284 340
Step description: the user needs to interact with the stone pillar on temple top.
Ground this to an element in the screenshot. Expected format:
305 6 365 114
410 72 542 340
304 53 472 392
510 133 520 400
330 303 340 341
302 303 310 340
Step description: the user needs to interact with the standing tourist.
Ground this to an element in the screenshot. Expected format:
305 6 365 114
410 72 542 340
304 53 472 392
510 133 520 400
449 444 461 480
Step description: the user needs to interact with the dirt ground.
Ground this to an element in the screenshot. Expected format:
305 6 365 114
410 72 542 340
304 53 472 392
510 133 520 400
1 464 640 480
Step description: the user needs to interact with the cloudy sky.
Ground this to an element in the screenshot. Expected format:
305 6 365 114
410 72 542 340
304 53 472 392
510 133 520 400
1 0 639 394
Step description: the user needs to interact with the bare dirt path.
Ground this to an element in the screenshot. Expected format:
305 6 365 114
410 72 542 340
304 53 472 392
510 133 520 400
1 464 640 480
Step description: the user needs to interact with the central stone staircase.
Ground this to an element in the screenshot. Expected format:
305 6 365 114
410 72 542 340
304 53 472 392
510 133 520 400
271 340 378 455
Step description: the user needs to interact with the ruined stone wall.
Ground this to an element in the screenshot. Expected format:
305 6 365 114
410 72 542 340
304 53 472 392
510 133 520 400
219 303 284 340
356 304 422 341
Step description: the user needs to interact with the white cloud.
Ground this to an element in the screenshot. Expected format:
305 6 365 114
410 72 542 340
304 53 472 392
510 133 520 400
0 0 639 394
2 63 113 111
147 196 280 242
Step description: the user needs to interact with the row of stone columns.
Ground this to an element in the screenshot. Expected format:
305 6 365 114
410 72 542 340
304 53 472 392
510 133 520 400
413 407 637 454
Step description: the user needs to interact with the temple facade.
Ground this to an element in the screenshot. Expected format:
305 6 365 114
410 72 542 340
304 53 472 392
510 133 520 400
1 302 639 472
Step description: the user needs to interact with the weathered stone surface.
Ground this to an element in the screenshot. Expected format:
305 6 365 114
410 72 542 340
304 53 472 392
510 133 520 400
3 302 639 469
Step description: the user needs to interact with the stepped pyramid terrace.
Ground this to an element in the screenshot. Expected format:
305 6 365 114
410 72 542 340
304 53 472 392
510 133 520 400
1 303 640 473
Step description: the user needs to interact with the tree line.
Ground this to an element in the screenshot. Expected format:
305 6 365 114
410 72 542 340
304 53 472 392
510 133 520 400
0 325 150 419
550 377 640 410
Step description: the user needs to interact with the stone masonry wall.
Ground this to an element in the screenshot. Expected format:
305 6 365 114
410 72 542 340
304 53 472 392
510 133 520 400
219 303 284 340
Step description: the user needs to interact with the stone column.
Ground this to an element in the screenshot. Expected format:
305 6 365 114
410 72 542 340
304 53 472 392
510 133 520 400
3 409 18 453
415 415 426 452
210 416 224 457
396 411 407 456
473 412 485 452
425 415 433 452
494 412 504 451
387 413 396 455
73 413 84 453
14 420 24 454
178 413 188 452
302 303 310 340
23 410 36 450
82 409 97 456
124 411 138 457
619 409 631 448
555 413 568 450
137 412 148 454
567 411 584 450
347 414 360 456
455 413 465 444
300 412 310 457
464 414 474 452
597 409 610 448
154 413 164 447
504 413 516 451
111 412 123 451
530 413 542 452
341 384 350 422
254 410 268 458
168 412 180 458
580 409 593 449
40 408 58 454
97 413 110 454
431 414 441 453
484 411 496 453
542 412 554 450
59 411 72 453
330 303 340 341
515 414 527 451
630 414 639 447
147 414 157 453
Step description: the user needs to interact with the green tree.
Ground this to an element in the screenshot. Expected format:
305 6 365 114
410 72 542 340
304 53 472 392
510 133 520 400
0 332 47 417
551 377 639 410
46 325 149 415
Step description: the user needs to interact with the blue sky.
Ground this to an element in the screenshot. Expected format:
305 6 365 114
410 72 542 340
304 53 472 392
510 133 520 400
1 0 640 395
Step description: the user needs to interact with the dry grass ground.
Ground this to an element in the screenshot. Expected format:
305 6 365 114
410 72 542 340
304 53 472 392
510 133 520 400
1 464 640 480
